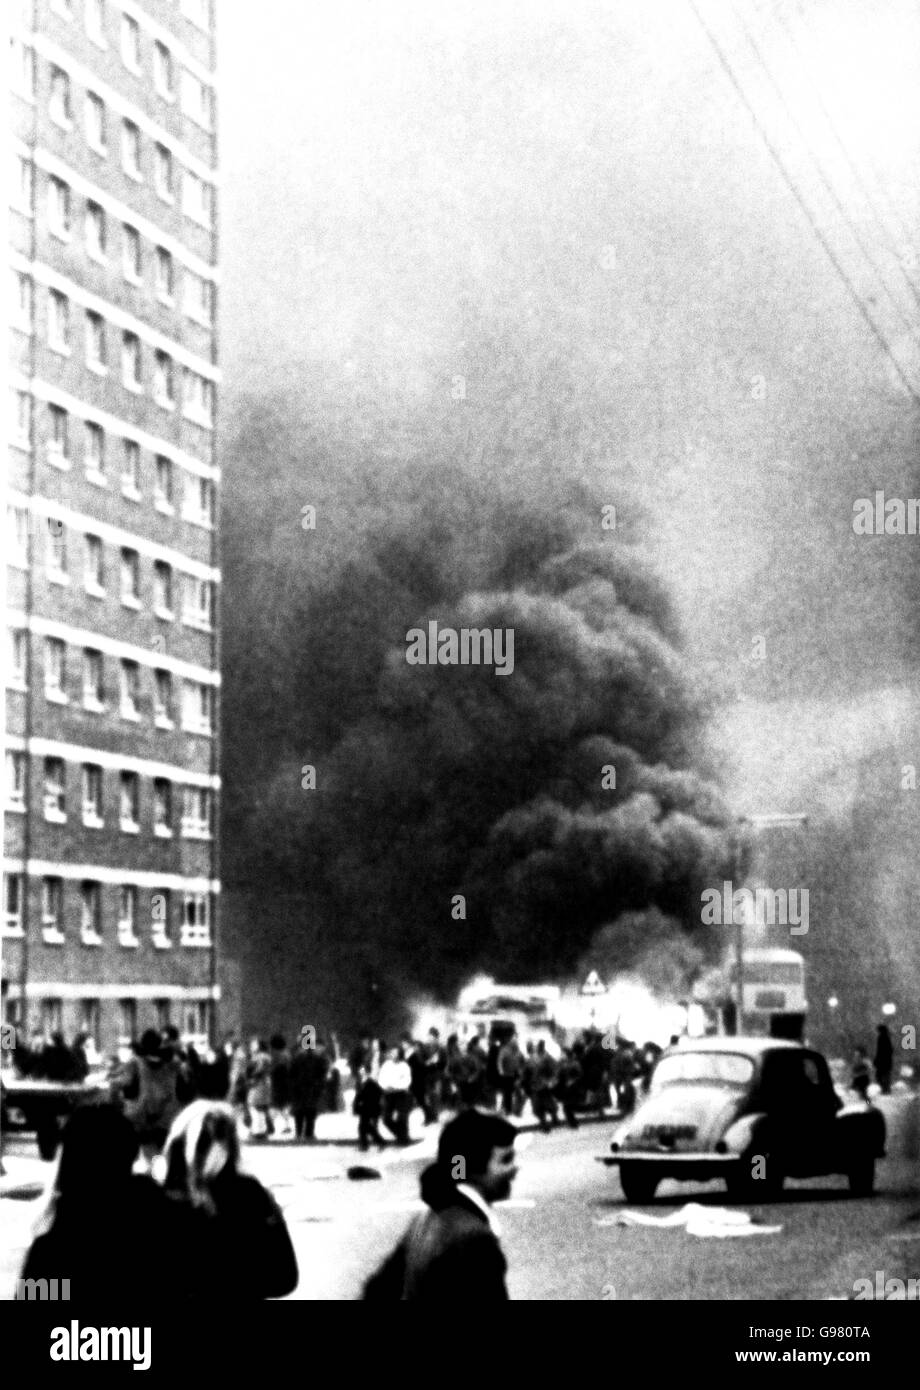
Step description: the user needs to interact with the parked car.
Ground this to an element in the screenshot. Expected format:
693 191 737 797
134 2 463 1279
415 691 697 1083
597 1037 885 1203
1 1074 111 1159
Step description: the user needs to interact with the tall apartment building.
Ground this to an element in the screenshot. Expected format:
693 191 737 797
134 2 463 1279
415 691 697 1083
4 0 220 1055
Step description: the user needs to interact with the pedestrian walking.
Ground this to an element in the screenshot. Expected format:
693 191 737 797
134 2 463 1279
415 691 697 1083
20 1104 189 1301
557 1047 583 1128
353 1067 386 1150
379 1046 413 1144
245 1038 274 1140
270 1034 293 1137
363 1109 518 1300
851 1045 872 1099
118 1028 185 1169
163 1101 299 1299
422 1029 447 1124
874 1024 894 1095
289 1038 329 1141
531 1040 559 1132
497 1033 523 1116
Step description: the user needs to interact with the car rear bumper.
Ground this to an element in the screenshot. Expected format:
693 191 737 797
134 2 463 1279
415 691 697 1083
596 1152 737 1176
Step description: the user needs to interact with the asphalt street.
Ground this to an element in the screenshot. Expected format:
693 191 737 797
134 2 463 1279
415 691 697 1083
2 1095 917 1301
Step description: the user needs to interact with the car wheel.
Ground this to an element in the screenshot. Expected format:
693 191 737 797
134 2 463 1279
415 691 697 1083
847 1156 875 1197
619 1163 659 1203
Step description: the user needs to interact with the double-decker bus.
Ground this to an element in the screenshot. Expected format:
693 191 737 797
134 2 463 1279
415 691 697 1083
726 947 808 1039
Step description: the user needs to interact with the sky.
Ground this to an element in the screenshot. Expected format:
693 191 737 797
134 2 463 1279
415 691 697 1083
212 0 920 1027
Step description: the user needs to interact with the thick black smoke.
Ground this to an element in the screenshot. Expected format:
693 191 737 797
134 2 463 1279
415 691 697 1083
236 470 739 1006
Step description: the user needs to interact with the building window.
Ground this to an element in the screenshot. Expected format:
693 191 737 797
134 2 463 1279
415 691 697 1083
85 200 106 261
9 504 30 564
119 660 140 720
154 144 173 201
121 119 141 178
4 874 24 936
82 763 104 826
181 70 212 128
153 41 174 98
153 560 173 615
182 575 212 630
48 404 69 464
154 352 175 407
11 391 31 450
182 171 212 227
80 881 102 944
84 533 105 594
46 520 67 581
42 878 64 941
11 39 36 99
122 439 141 497
118 998 137 1042
122 332 142 390
85 421 105 480
48 290 71 353
184 474 215 527
118 886 138 946
183 681 213 735
44 637 67 701
12 270 32 333
183 370 214 427
154 670 173 727
85 91 106 151
153 777 172 834
181 892 210 945
12 153 33 214
119 770 140 829
83 647 104 709
154 454 173 509
49 65 72 127
152 890 171 948
120 548 140 606
183 270 213 325
85 311 106 370
47 176 71 237
44 756 66 821
122 224 141 281
79 998 101 1047
182 785 212 838
6 751 26 811
85 0 105 45
41 998 64 1034
155 246 174 301
120 14 141 71
8 629 28 690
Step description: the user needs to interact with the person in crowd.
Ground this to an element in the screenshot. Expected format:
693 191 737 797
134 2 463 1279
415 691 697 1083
422 1028 447 1124
117 1028 185 1170
363 1109 518 1300
245 1038 274 1140
192 1046 231 1101
228 1043 250 1128
556 1046 583 1128
485 1034 502 1110
531 1040 560 1132
445 1034 466 1110
496 1032 523 1116
162 1101 298 1299
354 1066 386 1151
851 1045 872 1099
521 1040 537 1117
269 1034 293 1138
582 1030 611 1114
379 1045 413 1145
349 1033 373 1088
874 1024 894 1095
401 1032 428 1119
289 1036 329 1142
40 1032 82 1083
19 1104 188 1300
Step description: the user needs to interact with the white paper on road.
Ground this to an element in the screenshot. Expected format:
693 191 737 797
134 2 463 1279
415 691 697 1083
595 1203 782 1237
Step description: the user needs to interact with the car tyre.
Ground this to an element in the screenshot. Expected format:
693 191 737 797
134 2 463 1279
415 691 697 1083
619 1163 659 1203
847 1156 875 1197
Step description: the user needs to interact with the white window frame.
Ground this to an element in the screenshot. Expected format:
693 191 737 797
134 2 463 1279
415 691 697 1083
44 757 67 823
153 41 175 99
84 0 106 47
121 119 142 180
182 680 213 736
119 660 141 722
181 891 210 946
155 246 174 303
182 574 212 631
182 170 212 228
42 877 65 944
44 636 68 703
122 224 142 283
85 311 107 373
48 176 71 239
180 69 212 130
183 473 215 528
46 520 68 584
120 13 141 73
8 504 30 566
84 532 105 596
119 769 140 830
153 670 174 729
12 154 34 216
6 750 27 812
181 785 212 839
85 200 107 263
49 65 73 129
47 403 70 468
120 548 141 609
118 885 139 947
85 91 107 153
8 629 28 691
121 438 141 500
154 143 174 202
153 776 173 835
80 881 103 945
154 352 175 409
11 391 31 451
82 647 105 711
122 331 143 392
82 763 104 827
183 369 214 427
48 290 71 353
4 873 25 938
12 270 33 334
84 420 106 483
11 38 36 100
153 560 174 618
154 454 174 512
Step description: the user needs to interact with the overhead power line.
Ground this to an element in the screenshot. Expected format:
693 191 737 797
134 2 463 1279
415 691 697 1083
687 0 920 408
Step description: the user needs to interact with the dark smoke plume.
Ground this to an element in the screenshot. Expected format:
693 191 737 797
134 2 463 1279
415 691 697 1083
235 468 739 1005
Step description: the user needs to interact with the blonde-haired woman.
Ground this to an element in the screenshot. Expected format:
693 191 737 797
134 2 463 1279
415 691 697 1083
162 1101 298 1298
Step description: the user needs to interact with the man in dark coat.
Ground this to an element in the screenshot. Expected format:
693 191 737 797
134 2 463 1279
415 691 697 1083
362 1109 518 1300
289 1040 329 1141
874 1024 894 1095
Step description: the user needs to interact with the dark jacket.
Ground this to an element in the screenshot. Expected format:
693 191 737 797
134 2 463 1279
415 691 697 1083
289 1048 329 1108
173 1171 299 1300
363 1165 508 1301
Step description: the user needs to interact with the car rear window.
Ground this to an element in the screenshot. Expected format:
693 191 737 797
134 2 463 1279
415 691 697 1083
652 1053 755 1089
